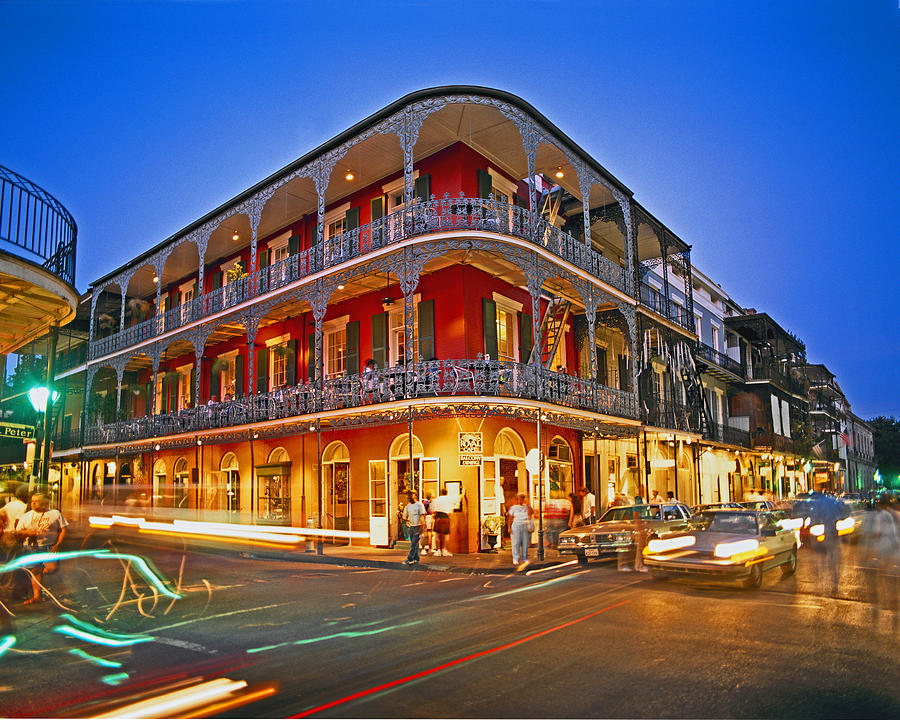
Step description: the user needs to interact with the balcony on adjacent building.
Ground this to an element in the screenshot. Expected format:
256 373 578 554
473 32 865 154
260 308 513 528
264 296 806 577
640 396 695 433
83 358 639 446
703 422 751 448
694 341 745 381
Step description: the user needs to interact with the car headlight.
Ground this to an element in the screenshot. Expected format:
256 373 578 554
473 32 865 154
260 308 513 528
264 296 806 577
560 536 575 545
810 523 825 537
836 517 855 534
647 535 696 553
714 539 759 558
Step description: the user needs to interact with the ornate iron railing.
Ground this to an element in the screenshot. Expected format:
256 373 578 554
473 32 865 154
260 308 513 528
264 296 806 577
639 281 693 331
640 397 695 433
83 359 639 445
748 362 809 396
90 196 627 359
694 342 744 378
0 165 77 286
704 422 751 448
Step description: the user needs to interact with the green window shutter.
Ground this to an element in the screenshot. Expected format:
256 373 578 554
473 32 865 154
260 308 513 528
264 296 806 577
597 347 608 386
519 311 533 363
346 321 360 375
259 249 270 269
174 290 182 308
160 376 168 413
310 225 319 246
256 346 268 392
307 333 316 381
414 173 431 203
370 196 384 221
514 193 527 208
191 282 198 299
210 363 221 400
288 234 301 255
235 354 244 397
145 382 152 417
168 375 178 412
371 312 388 369
163 296 171 314
483 298 498 360
211 271 223 290
618 355 629 391
189 367 195 406
477 169 493 199
285 339 297 386
345 207 360 231
418 299 435 361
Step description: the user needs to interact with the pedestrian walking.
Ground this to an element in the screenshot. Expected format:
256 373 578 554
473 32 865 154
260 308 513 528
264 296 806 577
401 492 425 565
649 489 663 505
0 485 28 560
507 493 534 568
543 497 569 549
568 492 585 529
15 493 68 604
421 492 433 556
430 488 454 556
865 495 900 629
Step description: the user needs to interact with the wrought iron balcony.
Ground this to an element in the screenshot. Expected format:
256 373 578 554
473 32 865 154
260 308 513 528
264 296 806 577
748 362 809 397
639 281 693 332
83 359 639 445
752 432 795 454
641 397 695 433
89 196 628 360
703 422 751 448
694 342 744 379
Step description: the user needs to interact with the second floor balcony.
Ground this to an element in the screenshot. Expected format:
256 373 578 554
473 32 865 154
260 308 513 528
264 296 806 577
694 341 745 381
90 196 629 361
639 281 693 333
83 358 639 446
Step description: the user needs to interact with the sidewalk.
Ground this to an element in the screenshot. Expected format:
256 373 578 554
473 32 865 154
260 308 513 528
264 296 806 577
73 524 570 575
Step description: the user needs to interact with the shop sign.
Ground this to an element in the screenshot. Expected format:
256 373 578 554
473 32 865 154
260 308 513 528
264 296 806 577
458 432 482 454
458 454 481 466
0 423 35 439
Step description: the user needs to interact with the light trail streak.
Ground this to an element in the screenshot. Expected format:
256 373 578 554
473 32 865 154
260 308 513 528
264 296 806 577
246 620 423 654
290 598 631 718
90 677 250 718
54 625 153 647
525 560 577 575
464 570 589 602
0 635 15 657
68 648 123 669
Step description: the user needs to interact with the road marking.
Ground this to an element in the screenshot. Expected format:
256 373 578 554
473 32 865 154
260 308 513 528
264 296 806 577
154 636 219 655
290 598 631 718
153 602 294 632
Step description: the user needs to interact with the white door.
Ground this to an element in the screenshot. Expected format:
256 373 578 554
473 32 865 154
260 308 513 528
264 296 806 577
421 457 440 503
480 457 500 518
368 460 388 546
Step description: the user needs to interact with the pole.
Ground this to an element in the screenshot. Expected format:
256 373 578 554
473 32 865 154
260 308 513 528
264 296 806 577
593 428 599 515
39 325 59 496
316 420 323 554
537 411 544 562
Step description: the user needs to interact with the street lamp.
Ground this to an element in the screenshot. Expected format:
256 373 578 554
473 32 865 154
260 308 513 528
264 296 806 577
28 385 59 492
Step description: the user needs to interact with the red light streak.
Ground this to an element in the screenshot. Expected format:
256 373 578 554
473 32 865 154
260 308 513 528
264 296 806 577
290 598 631 718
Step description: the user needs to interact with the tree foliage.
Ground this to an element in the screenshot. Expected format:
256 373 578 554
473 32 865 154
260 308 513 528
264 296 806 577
871 416 900 488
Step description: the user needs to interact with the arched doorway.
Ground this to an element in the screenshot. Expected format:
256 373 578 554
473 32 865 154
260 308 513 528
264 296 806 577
676 441 694 505
218 452 240 521
173 457 191 509
257 447 290 524
322 441 350 534
152 459 167 508
482 428 526 543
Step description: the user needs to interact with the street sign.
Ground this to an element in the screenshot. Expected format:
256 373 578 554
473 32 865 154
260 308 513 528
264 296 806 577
525 447 540 474
1 423 35 439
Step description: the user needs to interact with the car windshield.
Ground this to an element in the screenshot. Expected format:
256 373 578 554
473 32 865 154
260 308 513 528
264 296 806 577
699 512 759 535
599 505 660 522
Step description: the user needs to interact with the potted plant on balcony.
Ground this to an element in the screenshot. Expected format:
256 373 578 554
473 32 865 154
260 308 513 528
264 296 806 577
481 514 504 552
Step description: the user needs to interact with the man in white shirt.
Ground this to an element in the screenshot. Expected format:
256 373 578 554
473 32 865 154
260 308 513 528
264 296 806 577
401 493 425 564
580 487 597 525
15 493 68 604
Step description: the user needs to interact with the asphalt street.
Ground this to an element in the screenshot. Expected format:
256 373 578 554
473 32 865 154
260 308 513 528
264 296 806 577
3 537 899 718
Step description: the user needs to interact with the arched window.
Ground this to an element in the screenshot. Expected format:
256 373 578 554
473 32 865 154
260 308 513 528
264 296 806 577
153 459 167 507
174 457 190 509
322 442 350 532
548 436 574 500
259 447 290 523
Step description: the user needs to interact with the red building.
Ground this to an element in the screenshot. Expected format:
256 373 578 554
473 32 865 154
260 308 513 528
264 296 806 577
52 87 711 551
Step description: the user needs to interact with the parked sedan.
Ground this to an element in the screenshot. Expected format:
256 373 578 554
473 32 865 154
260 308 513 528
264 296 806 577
558 503 692 565
692 502 744 513
642 509 797 589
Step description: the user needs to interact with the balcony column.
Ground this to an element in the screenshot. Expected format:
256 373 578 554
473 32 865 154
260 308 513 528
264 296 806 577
303 279 335 411
195 230 209 302
524 254 548 399
149 346 161 417
188 325 214 408
88 292 99 350
398 246 428 397
658 230 672 320
577 164 592 248
112 357 127 422
615 195 636 298
242 313 261 396
241 188 274 276
523 122 538 243
683 249 695 323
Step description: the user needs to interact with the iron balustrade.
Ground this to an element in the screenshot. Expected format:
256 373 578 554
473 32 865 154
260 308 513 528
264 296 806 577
641 397 695 432
639 281 693 331
748 362 809 396
83 359 639 445
752 432 795 454
89 196 628 359
704 422 751 448
695 342 744 377
0 165 77 287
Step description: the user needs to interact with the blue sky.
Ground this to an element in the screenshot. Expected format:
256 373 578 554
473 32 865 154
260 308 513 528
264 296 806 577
1 0 897 418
